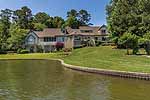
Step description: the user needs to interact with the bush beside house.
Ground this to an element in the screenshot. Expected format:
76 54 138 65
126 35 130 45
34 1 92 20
17 49 30 54
56 42 64 51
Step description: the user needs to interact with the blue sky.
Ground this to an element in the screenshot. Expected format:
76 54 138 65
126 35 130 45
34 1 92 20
0 0 110 26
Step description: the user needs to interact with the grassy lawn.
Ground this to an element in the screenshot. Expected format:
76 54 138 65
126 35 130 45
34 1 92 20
0 53 61 59
0 46 150 73
63 46 150 73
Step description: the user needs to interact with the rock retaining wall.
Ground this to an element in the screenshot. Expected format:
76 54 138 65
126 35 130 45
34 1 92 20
56 59 150 80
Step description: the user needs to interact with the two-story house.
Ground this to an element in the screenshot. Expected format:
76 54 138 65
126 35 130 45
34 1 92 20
25 25 109 52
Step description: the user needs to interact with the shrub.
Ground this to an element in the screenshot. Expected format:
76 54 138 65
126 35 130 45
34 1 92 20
17 49 29 54
139 33 150 55
88 39 96 47
118 33 139 55
17 48 21 54
81 40 88 47
95 40 102 46
56 42 64 51
36 45 43 53
133 47 139 55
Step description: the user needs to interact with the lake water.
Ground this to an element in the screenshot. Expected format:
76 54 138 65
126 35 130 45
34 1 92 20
0 60 150 100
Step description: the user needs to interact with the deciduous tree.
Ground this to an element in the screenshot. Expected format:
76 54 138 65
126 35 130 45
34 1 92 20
13 6 33 29
8 24 28 50
67 9 78 17
34 12 50 24
78 9 91 26
65 16 79 29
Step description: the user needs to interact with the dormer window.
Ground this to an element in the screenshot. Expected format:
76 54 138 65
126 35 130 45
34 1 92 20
101 30 106 34
80 30 93 33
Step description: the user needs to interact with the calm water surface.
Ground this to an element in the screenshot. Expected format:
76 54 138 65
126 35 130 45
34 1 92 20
0 60 150 100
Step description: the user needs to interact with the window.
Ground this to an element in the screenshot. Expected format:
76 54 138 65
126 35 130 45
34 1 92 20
29 38 34 42
62 37 65 42
57 37 65 42
28 35 35 44
101 30 106 34
95 37 98 40
44 37 56 42
80 30 93 33
102 37 106 41
74 36 81 41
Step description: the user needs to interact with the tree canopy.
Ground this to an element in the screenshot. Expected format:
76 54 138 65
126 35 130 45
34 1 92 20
34 12 50 24
13 6 33 29
65 16 79 29
106 0 150 55
66 9 91 26
67 9 78 17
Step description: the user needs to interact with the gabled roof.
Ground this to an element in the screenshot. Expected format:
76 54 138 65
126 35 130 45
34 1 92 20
34 28 64 37
67 26 107 36
99 24 107 30
32 25 108 38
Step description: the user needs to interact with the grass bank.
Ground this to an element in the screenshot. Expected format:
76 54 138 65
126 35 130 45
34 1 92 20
0 53 61 59
0 46 150 73
63 46 150 73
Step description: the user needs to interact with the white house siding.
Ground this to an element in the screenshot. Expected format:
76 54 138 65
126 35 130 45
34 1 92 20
38 38 44 45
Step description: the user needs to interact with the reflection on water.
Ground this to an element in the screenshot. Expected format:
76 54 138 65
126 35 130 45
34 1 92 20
0 60 149 100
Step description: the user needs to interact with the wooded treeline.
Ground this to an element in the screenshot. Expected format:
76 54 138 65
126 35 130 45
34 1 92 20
0 6 91 53
106 0 150 55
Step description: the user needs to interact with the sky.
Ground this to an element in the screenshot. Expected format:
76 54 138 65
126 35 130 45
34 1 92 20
0 0 110 26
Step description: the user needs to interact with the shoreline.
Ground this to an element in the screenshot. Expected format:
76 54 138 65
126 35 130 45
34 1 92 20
56 59 150 80
1 58 150 80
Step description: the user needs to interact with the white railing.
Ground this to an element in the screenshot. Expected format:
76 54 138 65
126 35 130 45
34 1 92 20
39 42 57 46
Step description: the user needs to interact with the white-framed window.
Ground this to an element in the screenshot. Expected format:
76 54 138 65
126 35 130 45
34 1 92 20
44 37 56 42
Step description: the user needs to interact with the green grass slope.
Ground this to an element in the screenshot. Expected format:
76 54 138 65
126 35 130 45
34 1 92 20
0 53 59 59
63 46 150 73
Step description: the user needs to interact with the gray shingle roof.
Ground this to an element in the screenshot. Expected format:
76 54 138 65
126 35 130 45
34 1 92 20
33 25 108 37
34 28 64 37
